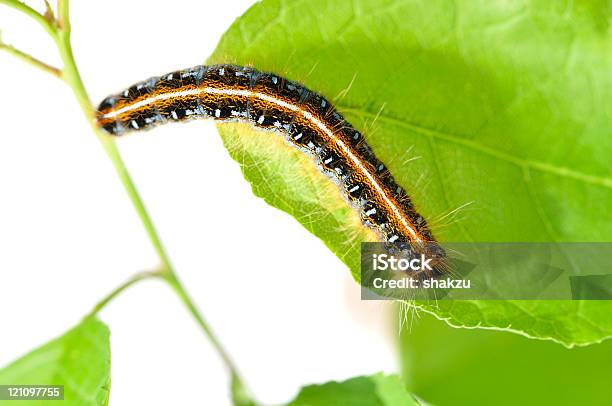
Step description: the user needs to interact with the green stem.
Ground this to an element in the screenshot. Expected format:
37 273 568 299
1 0 251 401
53 3 245 387
51 22 175 275
163 272 246 395
88 270 162 318
0 41 61 77
0 0 57 38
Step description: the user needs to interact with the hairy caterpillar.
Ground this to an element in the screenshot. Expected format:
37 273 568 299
96 64 446 276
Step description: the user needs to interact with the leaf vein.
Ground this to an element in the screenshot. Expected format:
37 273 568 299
340 106 612 190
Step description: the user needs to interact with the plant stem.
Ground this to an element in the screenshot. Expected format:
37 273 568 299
163 272 246 392
53 2 246 389
0 0 57 38
1 0 251 401
88 270 162 318
0 41 61 77
88 270 245 394
50 15 176 276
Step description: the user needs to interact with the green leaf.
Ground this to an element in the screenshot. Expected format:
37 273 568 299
401 311 612 405
210 0 612 346
0 317 111 406
288 373 420 406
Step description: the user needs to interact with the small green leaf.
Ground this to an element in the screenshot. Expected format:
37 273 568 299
210 0 612 346
0 317 111 406
288 373 420 406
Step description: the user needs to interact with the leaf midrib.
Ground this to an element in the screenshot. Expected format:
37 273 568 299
340 106 612 190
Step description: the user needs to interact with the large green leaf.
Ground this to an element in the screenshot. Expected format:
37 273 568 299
0 317 110 405
209 0 612 346
287 373 420 406
401 311 612 405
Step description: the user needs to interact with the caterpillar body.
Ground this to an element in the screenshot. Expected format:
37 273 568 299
96 64 446 276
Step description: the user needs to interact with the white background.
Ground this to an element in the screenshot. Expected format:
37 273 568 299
0 1 397 405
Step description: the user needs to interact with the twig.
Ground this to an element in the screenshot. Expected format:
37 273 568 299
0 0 57 38
163 272 245 392
0 41 61 78
1 0 254 402
56 0 69 31
88 270 162 317
42 0 55 24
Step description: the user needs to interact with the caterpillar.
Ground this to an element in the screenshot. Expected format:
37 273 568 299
96 64 447 277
